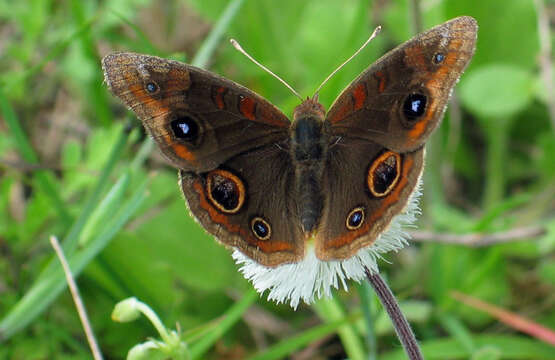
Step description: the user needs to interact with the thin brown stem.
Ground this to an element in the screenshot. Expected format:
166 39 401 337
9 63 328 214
50 236 104 360
365 270 423 360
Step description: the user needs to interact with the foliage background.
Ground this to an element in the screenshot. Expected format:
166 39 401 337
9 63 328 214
1 0 554 358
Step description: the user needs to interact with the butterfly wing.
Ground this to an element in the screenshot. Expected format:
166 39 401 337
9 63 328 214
180 144 305 267
325 16 477 152
103 53 304 266
315 17 476 259
102 52 291 172
315 139 424 260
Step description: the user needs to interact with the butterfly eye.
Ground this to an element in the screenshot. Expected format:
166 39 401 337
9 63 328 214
145 81 159 93
251 217 271 240
171 116 199 142
367 151 401 197
402 93 427 120
433 52 445 64
346 207 365 230
206 170 246 214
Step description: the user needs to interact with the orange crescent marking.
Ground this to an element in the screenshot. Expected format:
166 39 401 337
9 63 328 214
407 115 429 141
239 95 257 121
214 86 227 110
352 82 367 111
193 181 294 253
375 71 387 93
328 97 352 124
324 156 414 249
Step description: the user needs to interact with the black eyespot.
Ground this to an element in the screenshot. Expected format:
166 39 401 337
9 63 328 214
346 207 365 230
374 163 396 194
251 217 271 240
403 93 427 120
206 170 245 214
367 151 401 198
170 116 199 142
145 82 158 93
433 53 445 64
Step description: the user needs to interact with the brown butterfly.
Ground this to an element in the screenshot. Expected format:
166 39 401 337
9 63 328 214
102 16 477 306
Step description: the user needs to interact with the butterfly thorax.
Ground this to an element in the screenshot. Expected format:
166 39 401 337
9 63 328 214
291 98 329 235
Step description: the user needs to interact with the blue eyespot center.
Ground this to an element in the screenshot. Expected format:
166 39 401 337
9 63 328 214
433 53 445 64
403 93 427 120
170 116 198 142
146 82 158 93
251 217 271 240
346 207 365 230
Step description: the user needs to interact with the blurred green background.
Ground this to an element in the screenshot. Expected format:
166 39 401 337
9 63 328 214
1 0 554 359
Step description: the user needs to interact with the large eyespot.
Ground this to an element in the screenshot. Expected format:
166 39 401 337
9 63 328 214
367 151 401 197
145 81 159 94
206 169 246 214
402 93 427 121
251 217 271 240
346 207 365 230
170 115 200 142
432 52 445 64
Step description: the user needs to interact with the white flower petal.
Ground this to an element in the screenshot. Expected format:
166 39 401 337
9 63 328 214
233 177 423 309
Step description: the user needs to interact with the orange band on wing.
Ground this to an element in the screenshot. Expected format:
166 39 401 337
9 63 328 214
214 86 227 110
352 82 367 110
407 116 429 140
374 71 387 93
324 156 414 249
193 180 294 253
238 95 257 121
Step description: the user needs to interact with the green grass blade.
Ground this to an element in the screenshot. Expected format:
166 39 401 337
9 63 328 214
6 16 97 90
357 281 378 360
247 312 361 360
0 175 148 340
191 0 246 68
70 0 113 126
0 86 72 225
60 125 131 255
380 334 555 360
0 125 131 340
313 295 366 360
189 289 258 359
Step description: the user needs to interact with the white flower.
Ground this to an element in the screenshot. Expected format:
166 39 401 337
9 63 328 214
233 178 423 309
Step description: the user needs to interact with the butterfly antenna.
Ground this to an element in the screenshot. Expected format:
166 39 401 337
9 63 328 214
313 26 382 98
230 39 304 101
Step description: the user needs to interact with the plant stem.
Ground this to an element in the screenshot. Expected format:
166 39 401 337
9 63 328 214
365 270 423 360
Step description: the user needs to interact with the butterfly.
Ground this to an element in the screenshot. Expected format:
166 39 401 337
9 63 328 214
102 16 477 307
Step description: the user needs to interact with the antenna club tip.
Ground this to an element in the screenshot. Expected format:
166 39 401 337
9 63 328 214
230 38 241 50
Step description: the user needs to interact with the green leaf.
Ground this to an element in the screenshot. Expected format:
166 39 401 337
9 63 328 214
459 64 535 120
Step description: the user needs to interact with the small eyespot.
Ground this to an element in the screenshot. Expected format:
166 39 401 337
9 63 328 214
145 82 159 93
433 53 445 64
346 207 365 230
170 116 199 142
206 170 246 214
367 151 401 197
402 93 427 120
251 217 271 240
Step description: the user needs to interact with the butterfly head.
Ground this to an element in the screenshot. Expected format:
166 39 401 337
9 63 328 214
293 96 326 123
